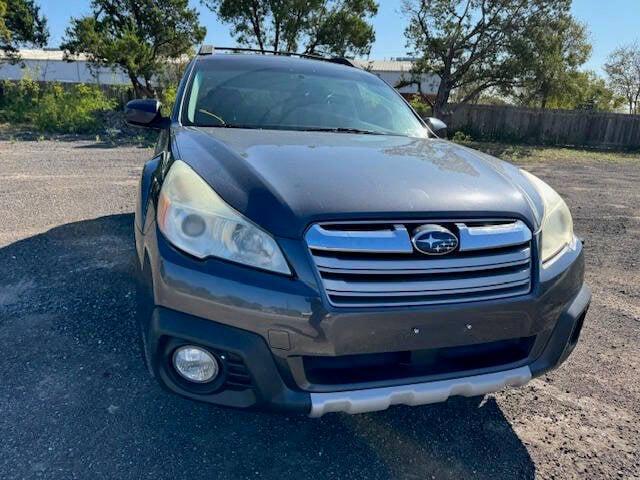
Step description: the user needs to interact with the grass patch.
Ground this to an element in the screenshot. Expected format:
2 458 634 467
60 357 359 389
0 122 156 148
464 141 640 163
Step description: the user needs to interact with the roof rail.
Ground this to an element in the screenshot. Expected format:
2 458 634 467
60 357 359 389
197 45 356 68
328 57 356 67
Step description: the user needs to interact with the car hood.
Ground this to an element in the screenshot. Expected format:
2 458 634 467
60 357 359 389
173 127 544 238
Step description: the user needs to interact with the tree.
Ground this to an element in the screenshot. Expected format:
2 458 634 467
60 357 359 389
403 0 589 116
604 43 640 114
62 0 206 98
527 71 621 111
0 0 48 62
511 15 591 109
202 0 378 57
568 72 623 111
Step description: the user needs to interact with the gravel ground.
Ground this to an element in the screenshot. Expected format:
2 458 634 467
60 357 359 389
0 139 638 479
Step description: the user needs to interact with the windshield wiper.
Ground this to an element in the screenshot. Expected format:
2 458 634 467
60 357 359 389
197 109 226 125
196 111 262 130
194 124 392 134
300 127 387 135
199 122 263 130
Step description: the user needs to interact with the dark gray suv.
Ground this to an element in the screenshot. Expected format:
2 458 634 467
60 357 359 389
128 48 590 416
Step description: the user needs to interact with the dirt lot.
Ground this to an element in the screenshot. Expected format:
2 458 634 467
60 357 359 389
0 138 638 479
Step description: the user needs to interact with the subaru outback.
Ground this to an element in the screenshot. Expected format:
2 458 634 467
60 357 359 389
127 47 590 416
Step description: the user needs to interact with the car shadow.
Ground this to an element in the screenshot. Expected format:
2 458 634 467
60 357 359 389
0 214 535 479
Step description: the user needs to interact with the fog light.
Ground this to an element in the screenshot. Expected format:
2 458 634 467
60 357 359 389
172 346 219 383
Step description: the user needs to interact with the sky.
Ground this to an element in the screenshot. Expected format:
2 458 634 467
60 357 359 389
37 0 640 75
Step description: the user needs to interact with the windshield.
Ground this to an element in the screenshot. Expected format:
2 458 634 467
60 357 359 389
181 57 427 137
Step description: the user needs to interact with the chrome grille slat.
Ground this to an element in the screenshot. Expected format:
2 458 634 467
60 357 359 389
319 259 529 275
314 246 531 274
456 220 532 251
306 224 412 253
327 279 530 297
323 268 531 294
306 219 533 308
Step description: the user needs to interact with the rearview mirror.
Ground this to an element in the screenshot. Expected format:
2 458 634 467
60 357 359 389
125 99 170 129
426 117 447 135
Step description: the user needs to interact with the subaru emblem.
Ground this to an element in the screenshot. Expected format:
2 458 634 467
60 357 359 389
412 224 458 256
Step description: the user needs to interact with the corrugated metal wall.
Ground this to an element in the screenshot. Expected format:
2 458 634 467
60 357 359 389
0 57 130 85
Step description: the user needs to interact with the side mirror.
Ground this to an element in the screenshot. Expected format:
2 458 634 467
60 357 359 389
426 117 447 135
125 99 169 129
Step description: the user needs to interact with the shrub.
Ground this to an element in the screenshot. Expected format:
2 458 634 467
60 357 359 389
0 79 116 133
35 83 116 133
452 130 472 143
160 84 178 116
0 78 41 124
409 97 432 117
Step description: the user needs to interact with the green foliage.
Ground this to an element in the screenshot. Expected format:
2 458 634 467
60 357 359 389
62 0 205 98
0 2 8 49
202 0 378 56
409 97 431 117
0 76 39 122
35 84 116 133
542 71 623 112
0 0 49 61
451 131 472 143
0 79 116 133
511 15 592 108
160 84 178 116
403 0 591 115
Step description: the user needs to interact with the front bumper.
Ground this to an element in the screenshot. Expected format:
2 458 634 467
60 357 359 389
136 221 590 416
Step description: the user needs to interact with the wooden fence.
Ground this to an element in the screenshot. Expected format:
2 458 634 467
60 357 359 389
443 104 640 149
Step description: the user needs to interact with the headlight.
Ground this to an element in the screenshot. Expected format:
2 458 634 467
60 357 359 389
157 160 291 275
521 170 574 262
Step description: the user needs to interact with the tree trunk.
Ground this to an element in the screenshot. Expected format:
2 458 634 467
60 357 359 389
634 91 640 115
273 15 280 52
540 86 549 109
541 96 548 109
129 73 154 99
432 79 451 118
143 77 156 98
250 2 265 53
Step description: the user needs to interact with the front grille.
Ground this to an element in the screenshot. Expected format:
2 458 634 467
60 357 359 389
306 220 533 308
303 336 535 385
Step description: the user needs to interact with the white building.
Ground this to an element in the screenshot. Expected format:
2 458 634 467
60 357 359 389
352 59 439 96
0 49 439 96
0 49 130 85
